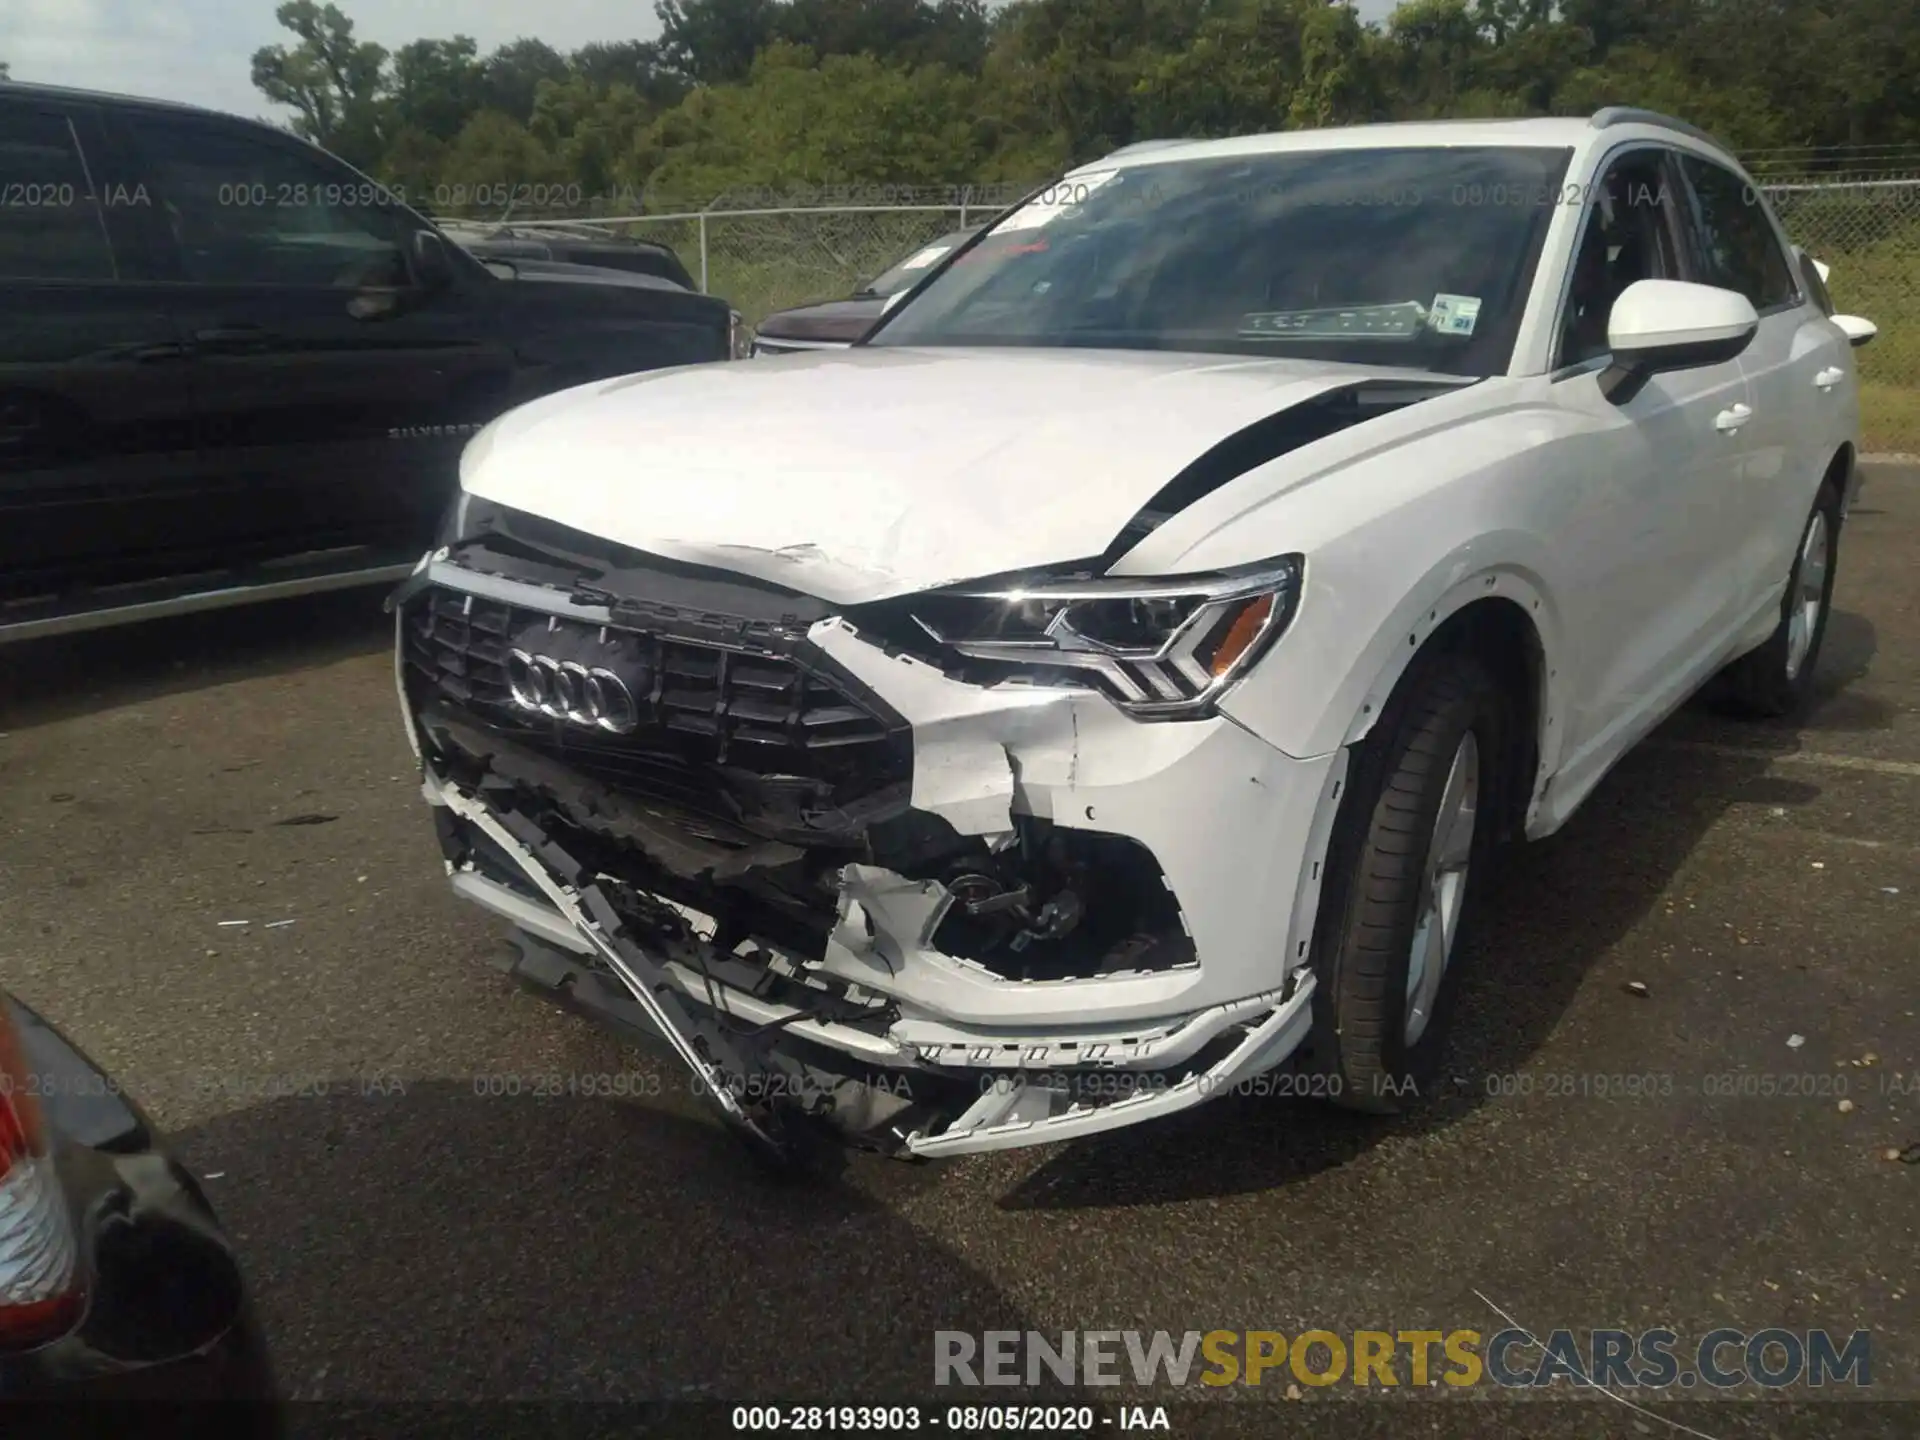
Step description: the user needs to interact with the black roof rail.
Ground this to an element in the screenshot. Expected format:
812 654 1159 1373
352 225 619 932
1589 107 1730 153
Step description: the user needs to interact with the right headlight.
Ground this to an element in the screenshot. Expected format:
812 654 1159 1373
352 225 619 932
899 554 1304 719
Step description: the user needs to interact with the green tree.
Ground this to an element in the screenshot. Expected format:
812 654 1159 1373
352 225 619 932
436 109 570 214
636 42 1007 198
377 125 449 208
388 36 485 142
531 76 659 200
656 0 784 84
572 40 690 109
778 0 992 72
0 60 11 81
479 38 572 121
986 0 1217 160
1130 0 1378 137
250 1 389 167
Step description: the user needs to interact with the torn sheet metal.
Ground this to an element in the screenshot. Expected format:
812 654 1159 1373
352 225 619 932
434 780 800 1161
808 616 1080 838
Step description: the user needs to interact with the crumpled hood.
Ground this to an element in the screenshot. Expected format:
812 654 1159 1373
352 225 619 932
459 346 1436 604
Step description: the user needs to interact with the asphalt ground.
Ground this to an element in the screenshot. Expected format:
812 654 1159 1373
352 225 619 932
3 468 1918 1439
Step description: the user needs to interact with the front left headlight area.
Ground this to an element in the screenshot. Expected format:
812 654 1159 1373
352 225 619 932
848 554 1304 719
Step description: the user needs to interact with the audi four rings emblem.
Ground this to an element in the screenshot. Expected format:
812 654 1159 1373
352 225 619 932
507 650 639 733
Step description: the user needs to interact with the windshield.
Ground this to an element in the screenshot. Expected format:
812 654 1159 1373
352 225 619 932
857 228 980 297
869 146 1573 375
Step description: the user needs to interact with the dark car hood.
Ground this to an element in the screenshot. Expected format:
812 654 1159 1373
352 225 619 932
482 256 691 293
754 296 887 343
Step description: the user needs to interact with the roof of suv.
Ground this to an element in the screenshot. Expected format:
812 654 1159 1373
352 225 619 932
1078 111 1735 174
2 78 278 128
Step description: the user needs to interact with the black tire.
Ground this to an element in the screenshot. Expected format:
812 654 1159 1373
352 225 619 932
1716 482 1842 720
1305 645 1512 1114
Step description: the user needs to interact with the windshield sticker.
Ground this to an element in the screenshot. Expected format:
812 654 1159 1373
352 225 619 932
1239 301 1429 340
900 243 955 271
1428 293 1483 336
993 170 1121 233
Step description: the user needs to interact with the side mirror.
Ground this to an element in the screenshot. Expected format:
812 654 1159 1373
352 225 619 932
1832 314 1877 349
411 230 455 292
1599 279 1759 405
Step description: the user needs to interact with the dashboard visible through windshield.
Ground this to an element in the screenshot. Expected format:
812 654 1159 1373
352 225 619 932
869 145 1575 376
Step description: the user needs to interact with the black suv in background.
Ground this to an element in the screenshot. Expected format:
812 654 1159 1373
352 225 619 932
436 219 699 290
0 83 739 643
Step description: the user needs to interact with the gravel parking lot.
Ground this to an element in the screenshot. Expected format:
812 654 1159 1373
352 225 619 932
3 470 1918 1437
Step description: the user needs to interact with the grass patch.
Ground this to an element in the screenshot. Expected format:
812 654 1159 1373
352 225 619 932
1861 382 1920 455
1779 193 1920 451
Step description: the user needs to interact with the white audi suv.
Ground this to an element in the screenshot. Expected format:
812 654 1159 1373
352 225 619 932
393 109 1874 1163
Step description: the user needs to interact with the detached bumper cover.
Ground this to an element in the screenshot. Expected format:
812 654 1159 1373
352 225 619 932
397 536 1342 1158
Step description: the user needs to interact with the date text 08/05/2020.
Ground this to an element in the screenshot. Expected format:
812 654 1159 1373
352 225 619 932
728 1406 1154 1433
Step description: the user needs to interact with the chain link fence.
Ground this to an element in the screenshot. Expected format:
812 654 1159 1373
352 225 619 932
1765 177 1920 454
506 174 1919 453
598 204 997 322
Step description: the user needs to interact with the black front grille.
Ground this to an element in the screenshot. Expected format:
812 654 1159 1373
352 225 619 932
403 585 909 834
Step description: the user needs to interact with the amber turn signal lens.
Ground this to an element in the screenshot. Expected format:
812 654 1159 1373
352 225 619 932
1206 593 1276 677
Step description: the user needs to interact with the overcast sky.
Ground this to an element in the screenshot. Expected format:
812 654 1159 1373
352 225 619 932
1 0 1403 123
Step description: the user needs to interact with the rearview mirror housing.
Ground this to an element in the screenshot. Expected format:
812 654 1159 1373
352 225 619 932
412 230 455 292
1599 279 1759 405
1832 314 1877 349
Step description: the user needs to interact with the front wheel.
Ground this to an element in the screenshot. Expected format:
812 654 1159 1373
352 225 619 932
1306 648 1511 1114
1716 484 1841 719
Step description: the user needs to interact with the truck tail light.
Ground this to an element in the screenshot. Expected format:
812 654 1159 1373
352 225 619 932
0 1008 83 1350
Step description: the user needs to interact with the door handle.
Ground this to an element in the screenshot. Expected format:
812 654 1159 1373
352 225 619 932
1714 403 1753 433
192 325 273 345
1815 366 1847 391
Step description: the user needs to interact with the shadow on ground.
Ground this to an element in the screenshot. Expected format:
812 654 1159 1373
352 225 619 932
174 1083 1033 1403
0 587 395 731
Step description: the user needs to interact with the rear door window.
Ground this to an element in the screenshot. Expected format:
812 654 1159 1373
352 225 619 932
0 104 117 281
1673 154 1797 309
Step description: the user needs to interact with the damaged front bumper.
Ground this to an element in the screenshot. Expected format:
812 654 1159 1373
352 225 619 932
394 519 1343 1159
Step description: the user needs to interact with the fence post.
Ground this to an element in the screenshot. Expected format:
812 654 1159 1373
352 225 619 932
959 185 971 230
698 210 710 294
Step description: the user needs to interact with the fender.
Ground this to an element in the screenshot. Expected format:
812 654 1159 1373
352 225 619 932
1220 542 1570 827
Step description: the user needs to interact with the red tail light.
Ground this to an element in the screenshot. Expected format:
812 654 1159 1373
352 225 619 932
0 1008 84 1349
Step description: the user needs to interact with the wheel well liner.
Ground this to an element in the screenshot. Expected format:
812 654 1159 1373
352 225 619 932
1414 598 1544 842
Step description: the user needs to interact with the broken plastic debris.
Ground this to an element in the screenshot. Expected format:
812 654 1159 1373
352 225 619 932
217 920 251 928
1838 1099 1855 1114
273 813 338 827
1624 980 1650 998
1811 861 1825 870
1883 887 1901 895
204 1171 226 1180
265 919 297 929
1787 1033 1806 1049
